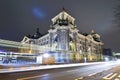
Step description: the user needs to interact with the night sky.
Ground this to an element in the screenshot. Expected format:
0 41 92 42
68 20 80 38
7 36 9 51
0 0 120 52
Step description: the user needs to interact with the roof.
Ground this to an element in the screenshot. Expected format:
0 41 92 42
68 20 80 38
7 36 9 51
51 9 75 25
27 28 43 39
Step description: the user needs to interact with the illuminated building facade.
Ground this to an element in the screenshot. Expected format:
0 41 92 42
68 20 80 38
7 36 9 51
22 9 103 63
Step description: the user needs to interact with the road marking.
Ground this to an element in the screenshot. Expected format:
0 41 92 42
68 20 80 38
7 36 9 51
66 70 75 72
117 74 120 78
88 72 97 76
75 77 83 80
103 73 113 79
109 73 117 79
66 71 72 72
103 73 117 80
114 78 119 80
16 74 48 80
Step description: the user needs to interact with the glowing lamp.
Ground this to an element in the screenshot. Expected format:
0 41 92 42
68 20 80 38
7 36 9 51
105 57 109 61
43 54 49 58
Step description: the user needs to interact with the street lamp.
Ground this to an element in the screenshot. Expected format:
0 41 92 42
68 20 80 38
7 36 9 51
43 53 49 58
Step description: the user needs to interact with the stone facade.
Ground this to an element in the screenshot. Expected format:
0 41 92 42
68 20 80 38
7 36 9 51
21 9 103 63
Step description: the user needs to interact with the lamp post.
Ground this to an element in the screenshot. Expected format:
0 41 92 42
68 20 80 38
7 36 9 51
84 37 87 63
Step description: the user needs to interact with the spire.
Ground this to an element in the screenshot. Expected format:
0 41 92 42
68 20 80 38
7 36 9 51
62 7 67 12
36 28 39 33
91 29 95 33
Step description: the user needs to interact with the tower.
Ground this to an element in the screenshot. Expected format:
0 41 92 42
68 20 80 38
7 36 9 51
49 9 77 51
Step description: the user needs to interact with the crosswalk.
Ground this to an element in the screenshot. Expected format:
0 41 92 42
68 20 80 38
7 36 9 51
103 73 120 80
103 73 117 80
75 73 120 80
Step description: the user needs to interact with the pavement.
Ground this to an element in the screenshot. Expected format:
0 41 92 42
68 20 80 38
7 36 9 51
74 60 120 80
79 65 120 80
0 61 120 80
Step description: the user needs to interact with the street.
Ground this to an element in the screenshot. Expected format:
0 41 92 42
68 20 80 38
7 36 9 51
0 61 120 80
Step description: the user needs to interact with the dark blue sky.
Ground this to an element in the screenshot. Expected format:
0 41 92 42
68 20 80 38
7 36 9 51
0 0 120 52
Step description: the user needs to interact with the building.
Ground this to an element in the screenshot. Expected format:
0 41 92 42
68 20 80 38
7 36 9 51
113 52 120 59
103 48 115 61
21 9 104 63
103 48 113 56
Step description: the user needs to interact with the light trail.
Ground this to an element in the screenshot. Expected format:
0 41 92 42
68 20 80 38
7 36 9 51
17 74 48 80
0 39 72 53
0 62 108 73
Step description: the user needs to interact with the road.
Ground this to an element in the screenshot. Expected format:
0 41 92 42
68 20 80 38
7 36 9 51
0 61 120 80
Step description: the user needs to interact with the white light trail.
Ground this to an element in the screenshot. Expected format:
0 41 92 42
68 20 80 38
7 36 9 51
0 62 113 73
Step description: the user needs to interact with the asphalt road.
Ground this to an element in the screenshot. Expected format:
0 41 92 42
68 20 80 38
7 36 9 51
0 61 120 80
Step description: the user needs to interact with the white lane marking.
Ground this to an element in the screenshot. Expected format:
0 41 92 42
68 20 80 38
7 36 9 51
103 73 113 79
109 73 117 79
16 74 49 80
118 74 120 78
66 70 75 72
88 72 97 76
114 78 119 80
75 77 83 80
103 73 117 80
88 70 103 77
